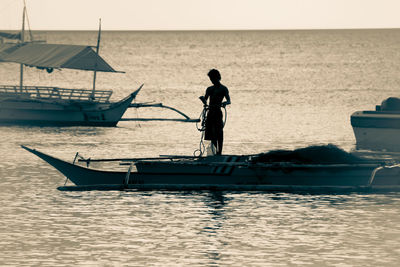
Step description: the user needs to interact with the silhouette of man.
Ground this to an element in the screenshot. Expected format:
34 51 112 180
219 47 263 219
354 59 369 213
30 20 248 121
201 69 231 155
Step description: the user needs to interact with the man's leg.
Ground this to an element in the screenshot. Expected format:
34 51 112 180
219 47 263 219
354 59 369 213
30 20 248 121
216 131 223 155
211 139 218 155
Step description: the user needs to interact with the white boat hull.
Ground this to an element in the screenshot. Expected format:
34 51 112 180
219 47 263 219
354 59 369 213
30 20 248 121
352 126 400 151
0 89 139 127
351 111 400 151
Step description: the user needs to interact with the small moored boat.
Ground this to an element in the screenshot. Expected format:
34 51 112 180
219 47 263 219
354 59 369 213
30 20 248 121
351 97 400 151
21 145 400 191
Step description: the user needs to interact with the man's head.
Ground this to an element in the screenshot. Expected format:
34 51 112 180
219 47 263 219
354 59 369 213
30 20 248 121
208 69 221 85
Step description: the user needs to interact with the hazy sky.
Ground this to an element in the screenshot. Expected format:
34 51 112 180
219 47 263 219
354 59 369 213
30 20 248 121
1 0 400 30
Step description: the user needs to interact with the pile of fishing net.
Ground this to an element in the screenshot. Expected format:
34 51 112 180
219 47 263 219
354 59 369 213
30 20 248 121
251 144 371 164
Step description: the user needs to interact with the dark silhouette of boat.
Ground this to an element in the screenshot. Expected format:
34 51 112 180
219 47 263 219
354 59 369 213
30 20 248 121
21 145 400 191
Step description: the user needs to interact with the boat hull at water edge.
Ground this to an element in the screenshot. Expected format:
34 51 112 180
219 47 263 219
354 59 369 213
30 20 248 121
21 145 128 185
0 92 137 127
352 126 400 151
21 146 400 191
133 161 386 187
351 110 400 151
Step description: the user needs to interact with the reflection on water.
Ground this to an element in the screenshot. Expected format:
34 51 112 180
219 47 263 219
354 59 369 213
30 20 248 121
1 174 400 266
201 191 228 265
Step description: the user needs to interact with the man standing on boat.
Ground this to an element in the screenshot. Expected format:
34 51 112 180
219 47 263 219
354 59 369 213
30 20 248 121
200 69 231 155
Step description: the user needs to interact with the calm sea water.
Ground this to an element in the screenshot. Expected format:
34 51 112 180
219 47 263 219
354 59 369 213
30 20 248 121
1 30 400 266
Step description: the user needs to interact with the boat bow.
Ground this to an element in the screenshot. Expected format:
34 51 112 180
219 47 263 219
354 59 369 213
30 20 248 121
21 145 126 185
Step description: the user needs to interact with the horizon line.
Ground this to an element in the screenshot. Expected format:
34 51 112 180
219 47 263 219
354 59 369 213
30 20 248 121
1 27 400 32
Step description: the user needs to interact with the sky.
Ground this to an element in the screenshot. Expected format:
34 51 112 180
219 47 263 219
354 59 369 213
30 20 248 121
1 0 400 31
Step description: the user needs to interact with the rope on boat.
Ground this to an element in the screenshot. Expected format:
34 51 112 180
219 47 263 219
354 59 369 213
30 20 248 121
193 106 207 157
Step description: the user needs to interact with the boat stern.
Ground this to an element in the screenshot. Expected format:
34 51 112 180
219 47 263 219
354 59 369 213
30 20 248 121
351 110 400 151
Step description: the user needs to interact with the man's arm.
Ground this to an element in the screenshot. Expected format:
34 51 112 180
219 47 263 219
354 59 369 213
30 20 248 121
222 87 231 107
199 87 210 105
204 87 210 101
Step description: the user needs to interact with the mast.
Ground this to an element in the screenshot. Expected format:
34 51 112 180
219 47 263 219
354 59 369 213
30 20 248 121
91 18 101 99
19 5 26 91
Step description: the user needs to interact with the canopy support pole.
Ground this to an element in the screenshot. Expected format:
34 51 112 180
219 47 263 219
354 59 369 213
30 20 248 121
91 19 101 99
19 5 26 92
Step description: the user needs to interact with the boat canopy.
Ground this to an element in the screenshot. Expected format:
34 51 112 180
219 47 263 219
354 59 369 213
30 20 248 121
0 43 22 59
0 31 21 40
0 43 121 73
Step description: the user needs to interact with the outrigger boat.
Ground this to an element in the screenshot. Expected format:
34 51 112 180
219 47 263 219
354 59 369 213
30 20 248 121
0 6 197 126
21 145 400 191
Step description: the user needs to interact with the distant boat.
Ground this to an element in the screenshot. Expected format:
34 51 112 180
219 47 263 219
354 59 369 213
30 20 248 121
0 6 197 126
0 5 146 127
351 97 400 151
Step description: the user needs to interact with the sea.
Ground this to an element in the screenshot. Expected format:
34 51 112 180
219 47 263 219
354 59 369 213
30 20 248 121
1 29 400 266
